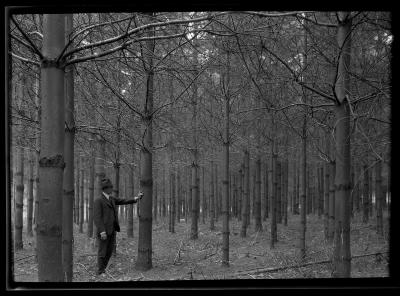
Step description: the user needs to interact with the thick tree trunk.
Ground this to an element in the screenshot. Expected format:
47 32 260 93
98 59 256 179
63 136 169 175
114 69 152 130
37 14 65 281
240 150 250 237
14 146 24 250
136 29 155 270
332 11 352 277
62 14 74 280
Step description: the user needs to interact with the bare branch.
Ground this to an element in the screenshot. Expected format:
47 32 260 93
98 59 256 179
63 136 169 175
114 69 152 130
11 52 40 66
11 16 43 59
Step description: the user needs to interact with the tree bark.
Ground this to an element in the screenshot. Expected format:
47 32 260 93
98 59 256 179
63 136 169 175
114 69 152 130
240 150 250 237
363 164 369 223
127 155 135 238
136 24 155 270
210 161 215 230
37 14 65 281
332 11 352 277
375 160 383 236
62 14 74 281
254 156 263 232
27 150 34 237
14 146 24 250
270 154 278 248
79 158 84 233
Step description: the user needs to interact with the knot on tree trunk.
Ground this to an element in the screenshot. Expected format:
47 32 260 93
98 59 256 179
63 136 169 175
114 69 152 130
39 155 65 169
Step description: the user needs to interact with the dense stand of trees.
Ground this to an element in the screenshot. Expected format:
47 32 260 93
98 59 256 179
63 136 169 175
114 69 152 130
8 11 391 281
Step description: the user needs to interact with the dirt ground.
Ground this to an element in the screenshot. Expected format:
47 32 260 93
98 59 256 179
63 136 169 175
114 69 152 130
12 212 389 283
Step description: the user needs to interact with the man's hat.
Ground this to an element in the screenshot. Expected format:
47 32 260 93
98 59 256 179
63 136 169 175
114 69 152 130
101 178 113 190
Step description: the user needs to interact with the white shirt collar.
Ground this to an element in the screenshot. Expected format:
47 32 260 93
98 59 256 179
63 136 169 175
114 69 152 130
102 191 110 200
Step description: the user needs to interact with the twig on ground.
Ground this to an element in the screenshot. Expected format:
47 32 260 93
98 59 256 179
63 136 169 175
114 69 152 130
173 238 185 265
105 269 117 281
76 262 94 276
235 251 388 276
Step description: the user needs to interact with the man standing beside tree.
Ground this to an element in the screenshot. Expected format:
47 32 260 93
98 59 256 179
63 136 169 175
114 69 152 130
94 177 143 275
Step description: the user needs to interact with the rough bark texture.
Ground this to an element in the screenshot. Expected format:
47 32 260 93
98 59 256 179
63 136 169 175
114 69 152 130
37 14 65 281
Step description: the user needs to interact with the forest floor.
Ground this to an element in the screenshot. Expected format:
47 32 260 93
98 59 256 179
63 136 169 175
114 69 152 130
13 211 390 283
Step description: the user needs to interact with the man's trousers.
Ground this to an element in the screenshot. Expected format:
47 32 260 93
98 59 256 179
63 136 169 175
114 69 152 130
97 231 116 274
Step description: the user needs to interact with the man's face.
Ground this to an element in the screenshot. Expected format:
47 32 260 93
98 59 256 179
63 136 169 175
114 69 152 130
104 186 113 195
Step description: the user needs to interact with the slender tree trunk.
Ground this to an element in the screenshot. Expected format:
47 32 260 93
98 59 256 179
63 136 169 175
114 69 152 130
277 160 282 224
222 63 230 266
169 171 175 233
324 161 330 240
75 156 80 226
127 157 135 238
37 14 65 281
375 160 383 236
79 159 84 233
14 146 24 250
271 154 278 248
62 14 74 281
328 161 336 243
202 166 206 224
363 165 369 223
240 150 250 237
238 166 243 222
136 27 155 270
263 162 269 220
300 124 307 260
27 150 34 237
283 159 289 226
210 161 215 230
162 166 166 219
87 145 95 238
254 156 263 232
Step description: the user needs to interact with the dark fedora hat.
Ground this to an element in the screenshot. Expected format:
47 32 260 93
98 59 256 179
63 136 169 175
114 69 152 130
101 178 113 190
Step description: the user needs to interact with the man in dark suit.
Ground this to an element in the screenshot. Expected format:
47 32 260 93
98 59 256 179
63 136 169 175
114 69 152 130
94 177 143 275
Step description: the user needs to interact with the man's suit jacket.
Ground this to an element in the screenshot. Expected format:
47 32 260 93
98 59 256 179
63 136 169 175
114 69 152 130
94 194 138 236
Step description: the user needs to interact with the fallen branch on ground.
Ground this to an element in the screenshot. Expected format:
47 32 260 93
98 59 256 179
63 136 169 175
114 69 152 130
15 254 36 263
234 251 388 276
